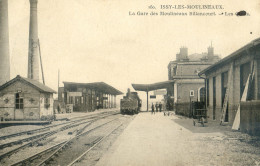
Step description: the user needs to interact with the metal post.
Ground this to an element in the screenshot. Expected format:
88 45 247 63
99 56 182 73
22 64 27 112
147 91 149 111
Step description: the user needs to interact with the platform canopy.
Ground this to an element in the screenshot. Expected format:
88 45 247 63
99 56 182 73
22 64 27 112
132 80 174 92
132 80 174 111
63 82 123 95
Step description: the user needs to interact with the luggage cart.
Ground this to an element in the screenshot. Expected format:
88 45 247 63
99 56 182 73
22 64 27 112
193 109 207 127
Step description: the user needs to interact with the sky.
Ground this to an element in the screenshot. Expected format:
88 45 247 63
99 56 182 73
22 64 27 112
7 0 260 102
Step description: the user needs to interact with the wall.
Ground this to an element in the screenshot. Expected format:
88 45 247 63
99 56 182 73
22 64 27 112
206 52 256 125
174 80 204 116
0 81 41 120
240 101 260 136
176 81 204 103
0 80 54 121
23 92 40 120
176 64 211 76
40 93 54 117
0 93 15 120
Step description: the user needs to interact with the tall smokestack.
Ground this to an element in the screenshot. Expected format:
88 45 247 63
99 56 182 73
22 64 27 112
28 0 39 81
0 0 10 85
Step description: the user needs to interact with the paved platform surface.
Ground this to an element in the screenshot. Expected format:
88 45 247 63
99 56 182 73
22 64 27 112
96 112 260 166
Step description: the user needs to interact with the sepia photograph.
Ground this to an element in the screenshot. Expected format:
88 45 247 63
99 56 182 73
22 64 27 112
0 0 260 165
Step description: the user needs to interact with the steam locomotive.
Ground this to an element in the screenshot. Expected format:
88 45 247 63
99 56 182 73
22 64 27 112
120 89 142 114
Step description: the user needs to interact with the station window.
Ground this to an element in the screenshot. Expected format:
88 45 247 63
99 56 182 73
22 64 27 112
69 96 73 104
221 71 228 107
81 97 84 104
44 97 50 109
75 97 79 104
15 93 24 109
206 79 209 106
221 72 229 122
190 90 194 97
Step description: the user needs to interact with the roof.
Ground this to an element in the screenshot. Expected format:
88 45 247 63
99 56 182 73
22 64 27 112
132 80 174 92
172 75 201 79
168 61 217 68
199 37 260 76
0 75 56 93
63 81 123 95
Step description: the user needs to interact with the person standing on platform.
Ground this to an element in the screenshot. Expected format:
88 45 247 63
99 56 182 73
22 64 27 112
155 103 158 112
159 102 162 112
151 103 155 114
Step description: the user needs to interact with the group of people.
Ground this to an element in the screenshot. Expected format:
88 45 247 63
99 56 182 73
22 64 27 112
151 102 162 114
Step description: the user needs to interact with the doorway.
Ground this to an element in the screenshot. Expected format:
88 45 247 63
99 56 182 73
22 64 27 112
15 93 24 120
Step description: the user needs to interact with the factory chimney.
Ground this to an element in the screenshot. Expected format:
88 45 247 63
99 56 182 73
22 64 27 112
28 0 39 81
0 0 10 85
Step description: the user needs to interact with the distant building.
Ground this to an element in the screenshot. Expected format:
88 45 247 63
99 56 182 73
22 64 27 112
0 75 56 121
58 82 123 112
199 38 260 135
167 46 220 116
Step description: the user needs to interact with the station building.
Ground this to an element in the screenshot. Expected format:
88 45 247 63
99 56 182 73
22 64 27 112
199 38 260 135
0 75 56 121
167 46 220 116
58 82 123 112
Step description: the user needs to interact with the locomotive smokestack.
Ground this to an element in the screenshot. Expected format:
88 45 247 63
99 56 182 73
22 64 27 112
28 0 39 81
0 0 10 85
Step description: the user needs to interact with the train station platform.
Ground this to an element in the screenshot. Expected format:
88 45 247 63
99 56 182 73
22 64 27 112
96 112 196 166
96 112 260 166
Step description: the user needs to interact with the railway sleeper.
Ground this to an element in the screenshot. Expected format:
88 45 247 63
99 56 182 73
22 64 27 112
84 136 102 146
27 128 50 135
36 136 57 146
68 129 79 135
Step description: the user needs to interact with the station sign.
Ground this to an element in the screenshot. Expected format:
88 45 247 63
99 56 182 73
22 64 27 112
68 92 82 97
150 95 156 99
153 89 167 95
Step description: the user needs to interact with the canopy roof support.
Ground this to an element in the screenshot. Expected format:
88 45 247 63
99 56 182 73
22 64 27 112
131 80 174 112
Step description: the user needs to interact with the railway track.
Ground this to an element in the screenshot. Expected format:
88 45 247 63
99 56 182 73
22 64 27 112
67 123 123 166
0 114 110 150
8 116 122 166
0 111 120 162
0 110 118 141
